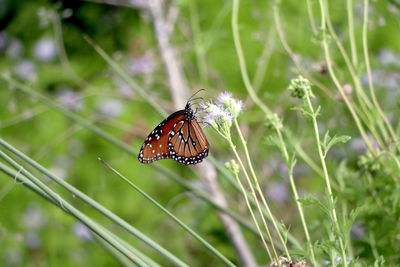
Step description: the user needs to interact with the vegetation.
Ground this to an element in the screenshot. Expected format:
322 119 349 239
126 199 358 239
1 0 400 266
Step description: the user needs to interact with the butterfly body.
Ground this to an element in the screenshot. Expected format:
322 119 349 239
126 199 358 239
138 103 209 165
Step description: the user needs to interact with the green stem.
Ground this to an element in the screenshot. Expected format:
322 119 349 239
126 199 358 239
273 3 333 98
275 128 317 266
324 1 387 148
83 36 167 117
306 0 318 35
189 0 209 85
304 92 347 266
100 158 235 267
0 138 187 266
317 0 376 156
231 0 271 115
233 119 290 260
0 150 149 267
362 0 399 148
346 0 358 67
226 137 279 264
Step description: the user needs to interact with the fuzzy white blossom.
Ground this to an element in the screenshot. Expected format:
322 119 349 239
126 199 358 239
230 99 244 116
14 60 37 81
202 92 244 130
216 91 233 105
33 37 57 62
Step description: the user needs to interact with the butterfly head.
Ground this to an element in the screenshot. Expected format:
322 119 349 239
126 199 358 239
185 89 205 121
184 102 196 120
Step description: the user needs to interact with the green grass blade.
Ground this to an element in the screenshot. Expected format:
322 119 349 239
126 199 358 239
0 150 148 266
0 138 187 266
100 158 236 267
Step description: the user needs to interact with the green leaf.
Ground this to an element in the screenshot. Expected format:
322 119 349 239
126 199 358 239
297 195 330 216
322 131 351 157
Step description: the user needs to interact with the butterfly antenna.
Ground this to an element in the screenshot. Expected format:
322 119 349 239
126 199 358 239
187 89 205 103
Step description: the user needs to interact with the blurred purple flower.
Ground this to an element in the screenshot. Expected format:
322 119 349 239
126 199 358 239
96 98 124 118
73 222 93 242
349 137 367 154
6 38 24 58
350 221 366 240
56 89 84 111
324 256 352 266
25 231 41 249
23 206 46 230
14 60 37 81
379 49 400 67
362 70 400 90
115 80 134 98
33 37 58 62
278 163 289 178
267 181 289 203
127 53 156 75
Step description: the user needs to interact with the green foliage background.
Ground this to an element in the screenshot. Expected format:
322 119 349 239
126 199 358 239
1 0 400 266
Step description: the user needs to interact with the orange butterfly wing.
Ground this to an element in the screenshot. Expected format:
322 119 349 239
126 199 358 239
138 108 209 165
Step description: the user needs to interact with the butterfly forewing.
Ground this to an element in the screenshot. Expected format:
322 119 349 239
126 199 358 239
138 111 185 163
138 104 209 165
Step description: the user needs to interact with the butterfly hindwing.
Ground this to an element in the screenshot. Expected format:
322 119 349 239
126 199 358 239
138 103 209 165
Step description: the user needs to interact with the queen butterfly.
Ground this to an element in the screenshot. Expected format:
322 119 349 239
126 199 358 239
138 93 209 165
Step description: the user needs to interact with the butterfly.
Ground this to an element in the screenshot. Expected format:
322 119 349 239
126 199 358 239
138 91 209 165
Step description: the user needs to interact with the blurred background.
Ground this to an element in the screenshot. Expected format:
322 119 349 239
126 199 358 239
1 0 400 266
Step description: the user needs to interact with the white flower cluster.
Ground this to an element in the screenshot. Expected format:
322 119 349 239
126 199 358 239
203 91 244 128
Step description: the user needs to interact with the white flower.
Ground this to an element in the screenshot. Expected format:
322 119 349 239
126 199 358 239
96 98 124 118
203 101 232 126
73 222 93 242
231 99 244 116
216 91 233 105
14 60 37 81
127 53 156 75
6 38 24 59
23 206 47 230
56 89 84 111
25 231 41 249
33 37 57 62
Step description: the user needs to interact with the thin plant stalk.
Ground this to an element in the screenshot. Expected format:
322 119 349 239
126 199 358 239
306 0 318 35
362 0 398 147
274 127 317 266
83 35 167 116
346 0 358 67
317 0 376 156
231 0 271 116
233 0 324 180
323 1 387 148
99 158 236 267
229 161 274 261
189 0 209 85
227 137 280 264
272 3 333 98
0 138 187 265
233 119 290 259
209 157 303 251
212 125 278 262
0 150 149 266
303 92 348 267
251 28 275 92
